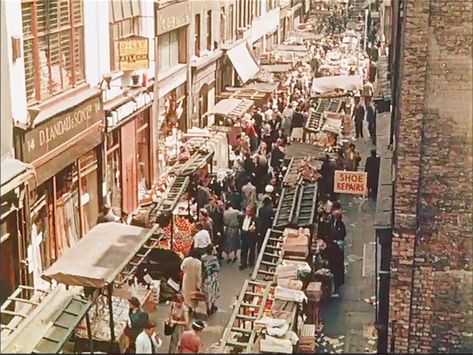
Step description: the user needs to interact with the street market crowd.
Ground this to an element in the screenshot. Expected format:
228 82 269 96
96 7 383 354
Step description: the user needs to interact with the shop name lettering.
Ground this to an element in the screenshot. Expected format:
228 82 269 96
119 54 149 62
26 103 98 152
335 173 365 192
160 14 189 32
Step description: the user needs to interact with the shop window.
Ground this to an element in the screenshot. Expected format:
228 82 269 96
109 0 143 71
79 150 99 234
136 112 150 201
194 14 201 56
158 28 186 73
206 10 212 50
22 0 85 104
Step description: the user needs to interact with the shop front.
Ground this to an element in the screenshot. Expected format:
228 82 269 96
14 90 104 280
104 86 155 216
0 158 35 302
190 51 222 128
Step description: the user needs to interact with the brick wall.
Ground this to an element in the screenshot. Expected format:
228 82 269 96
389 0 473 352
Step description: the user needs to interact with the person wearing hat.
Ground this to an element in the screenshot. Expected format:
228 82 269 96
125 297 149 352
135 320 162 354
179 320 206 353
192 222 211 258
257 196 275 253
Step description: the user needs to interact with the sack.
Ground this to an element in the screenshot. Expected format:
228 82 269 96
190 290 207 301
164 320 176 336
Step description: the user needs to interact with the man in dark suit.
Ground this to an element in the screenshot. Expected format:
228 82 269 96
365 149 381 199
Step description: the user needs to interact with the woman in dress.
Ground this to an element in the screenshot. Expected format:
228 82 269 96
181 248 203 312
223 202 241 263
201 244 221 316
167 294 190 353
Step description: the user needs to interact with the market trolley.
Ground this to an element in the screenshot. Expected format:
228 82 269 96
41 222 162 353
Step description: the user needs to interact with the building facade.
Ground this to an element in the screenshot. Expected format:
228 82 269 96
387 0 473 352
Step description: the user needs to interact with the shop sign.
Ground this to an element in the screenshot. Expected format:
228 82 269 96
23 97 102 163
115 36 149 71
334 170 367 195
156 1 190 35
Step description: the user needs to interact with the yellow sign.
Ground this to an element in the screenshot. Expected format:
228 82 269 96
334 170 367 195
115 36 149 71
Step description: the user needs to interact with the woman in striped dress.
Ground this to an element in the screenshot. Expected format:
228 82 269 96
201 244 221 316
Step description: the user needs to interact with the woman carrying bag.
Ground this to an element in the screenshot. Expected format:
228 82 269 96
165 293 190 353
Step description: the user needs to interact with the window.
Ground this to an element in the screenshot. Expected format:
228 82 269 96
22 0 85 104
195 14 201 56
238 0 243 28
228 5 234 41
158 28 186 73
109 0 142 70
206 11 212 50
220 8 225 43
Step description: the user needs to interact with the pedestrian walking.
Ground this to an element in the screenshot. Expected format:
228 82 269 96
166 294 190 354
241 177 256 210
125 296 149 353
329 213 347 252
352 97 365 139
135 321 162 354
179 320 206 353
181 249 203 312
239 205 258 270
257 197 275 253
205 198 224 258
365 149 381 199
366 102 377 145
345 144 362 171
201 244 221 316
223 202 241 263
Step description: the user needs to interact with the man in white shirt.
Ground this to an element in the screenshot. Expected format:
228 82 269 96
135 321 162 354
193 222 212 257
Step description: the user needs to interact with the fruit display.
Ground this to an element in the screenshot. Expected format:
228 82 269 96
156 236 191 258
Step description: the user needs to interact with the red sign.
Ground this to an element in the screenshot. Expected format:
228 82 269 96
334 170 367 195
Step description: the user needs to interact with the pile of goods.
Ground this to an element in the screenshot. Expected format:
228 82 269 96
162 216 194 240
282 228 310 259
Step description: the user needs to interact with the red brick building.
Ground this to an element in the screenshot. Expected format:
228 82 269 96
387 0 473 352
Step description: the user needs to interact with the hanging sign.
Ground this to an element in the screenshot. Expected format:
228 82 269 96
334 170 367 195
115 36 149 71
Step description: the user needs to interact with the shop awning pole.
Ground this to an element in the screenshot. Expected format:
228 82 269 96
85 311 94 354
170 217 174 251
107 283 116 348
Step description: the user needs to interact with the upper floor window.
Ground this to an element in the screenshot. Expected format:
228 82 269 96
158 28 186 73
109 0 143 70
22 0 85 104
206 10 212 50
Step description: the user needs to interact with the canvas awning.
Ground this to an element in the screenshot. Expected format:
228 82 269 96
42 223 159 288
1 158 35 196
207 98 243 116
311 75 363 94
227 42 260 83
260 64 293 73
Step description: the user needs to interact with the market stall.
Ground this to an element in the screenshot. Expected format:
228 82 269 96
206 98 255 126
1 285 93 354
41 223 162 353
219 82 279 108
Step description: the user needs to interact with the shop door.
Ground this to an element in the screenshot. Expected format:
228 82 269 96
1 215 19 303
199 84 209 127
121 121 138 214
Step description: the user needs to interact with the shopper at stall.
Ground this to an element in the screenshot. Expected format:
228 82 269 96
254 154 269 194
205 197 224 258
244 119 259 153
239 204 258 270
243 152 255 179
257 196 275 253
179 320 206 353
223 202 241 263
125 296 150 353
365 149 381 200
192 223 212 258
270 139 285 173
197 185 212 211
329 213 347 252
352 97 365 139
201 244 221 316
345 144 362 171
199 209 214 242
325 239 345 297
181 248 203 312
253 107 264 139
241 177 257 211
366 102 377 145
135 321 162 354
166 294 190 354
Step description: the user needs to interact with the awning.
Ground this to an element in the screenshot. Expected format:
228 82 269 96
284 142 329 160
261 64 293 73
1 158 35 196
227 42 260 84
207 98 243 116
274 44 307 52
311 75 363 94
42 223 159 288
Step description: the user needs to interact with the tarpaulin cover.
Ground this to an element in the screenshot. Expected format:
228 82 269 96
311 75 363 94
207 98 242 116
42 222 157 288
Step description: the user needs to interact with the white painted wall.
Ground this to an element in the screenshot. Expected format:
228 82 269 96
3 0 28 126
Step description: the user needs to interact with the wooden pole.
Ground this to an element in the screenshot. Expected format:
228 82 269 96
107 283 116 347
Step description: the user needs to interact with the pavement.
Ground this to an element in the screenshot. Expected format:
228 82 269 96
151 255 249 353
